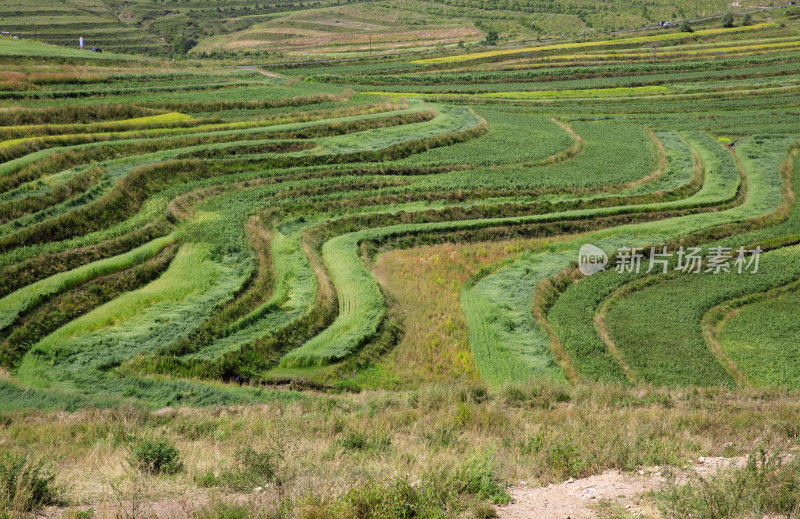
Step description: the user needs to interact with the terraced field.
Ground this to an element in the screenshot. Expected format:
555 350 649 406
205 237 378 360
0 0 773 58
1 10 800 416
0 0 353 56
191 0 778 59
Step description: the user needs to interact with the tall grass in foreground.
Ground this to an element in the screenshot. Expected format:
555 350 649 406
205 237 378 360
658 448 800 518
4 380 800 517
0 453 62 514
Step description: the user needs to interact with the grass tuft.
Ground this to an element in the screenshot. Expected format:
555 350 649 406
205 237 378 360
0 452 63 512
128 438 183 475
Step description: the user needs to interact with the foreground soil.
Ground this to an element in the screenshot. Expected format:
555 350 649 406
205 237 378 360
42 457 745 519
497 457 743 519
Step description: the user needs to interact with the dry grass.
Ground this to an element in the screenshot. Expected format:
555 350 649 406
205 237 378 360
371 238 553 385
1 382 797 518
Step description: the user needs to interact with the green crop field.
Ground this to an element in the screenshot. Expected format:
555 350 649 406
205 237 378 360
3 4 800 518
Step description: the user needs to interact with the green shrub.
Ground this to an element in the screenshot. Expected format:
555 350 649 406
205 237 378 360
722 13 735 28
224 447 278 491
722 13 733 29
458 384 490 405
172 33 198 55
339 431 369 451
338 431 391 452
545 436 588 479
129 438 183 475
680 20 693 32
0 452 62 512
194 471 218 488
195 447 278 492
343 477 445 519
339 458 509 518
483 29 500 45
447 458 510 505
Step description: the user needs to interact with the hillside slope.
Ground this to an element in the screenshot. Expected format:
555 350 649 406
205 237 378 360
0 0 771 57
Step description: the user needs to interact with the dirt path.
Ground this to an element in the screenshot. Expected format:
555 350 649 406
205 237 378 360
496 457 743 519
237 65 283 78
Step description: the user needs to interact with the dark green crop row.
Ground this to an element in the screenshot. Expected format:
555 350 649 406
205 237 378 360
0 244 177 369
307 53 800 85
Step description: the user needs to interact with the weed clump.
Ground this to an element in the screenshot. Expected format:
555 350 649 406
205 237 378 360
337 430 392 452
658 448 800 518
129 438 183 475
0 453 62 512
195 446 278 491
